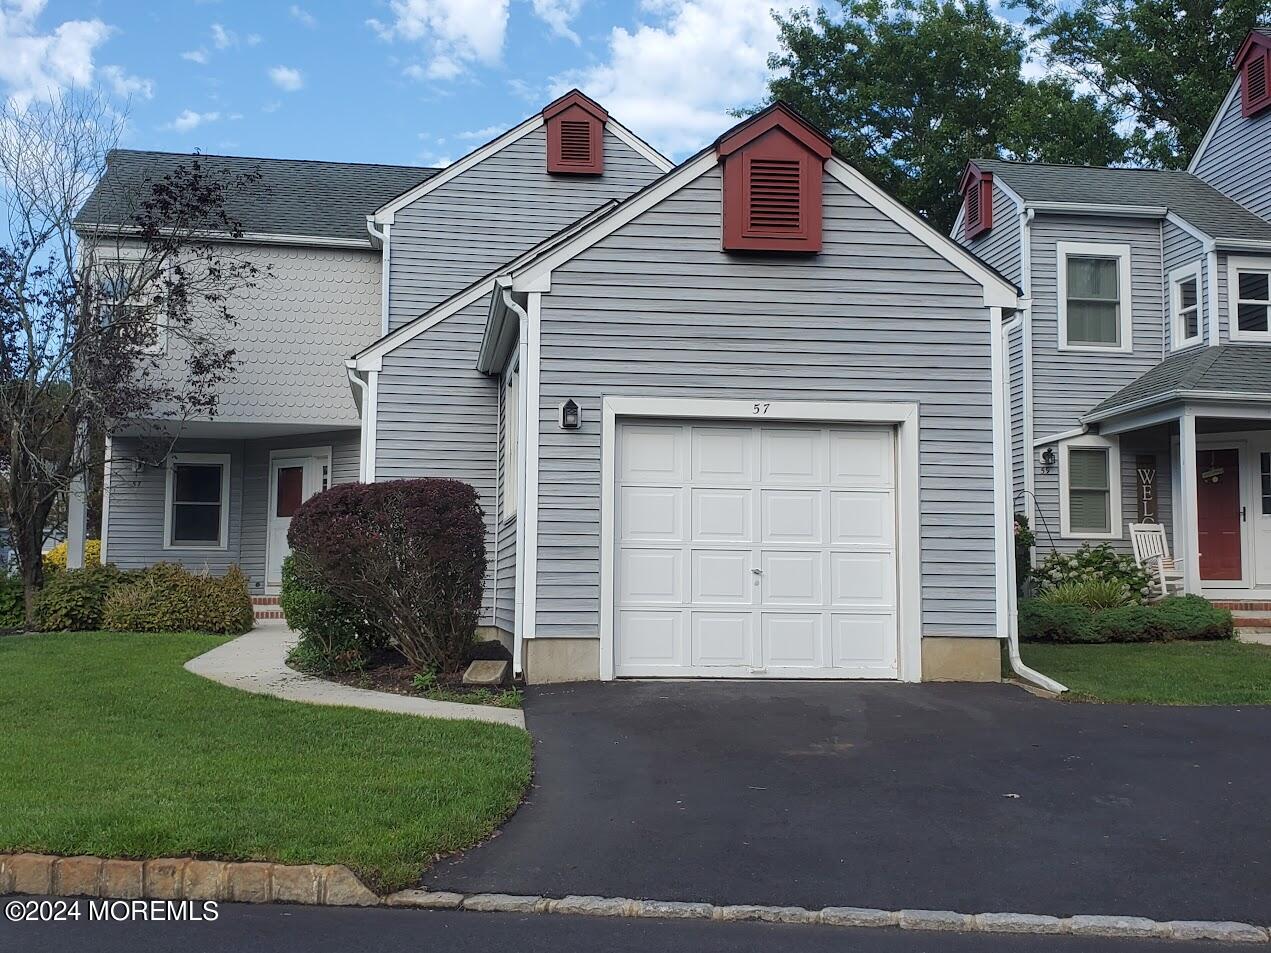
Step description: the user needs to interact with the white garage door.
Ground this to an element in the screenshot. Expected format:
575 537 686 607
615 420 899 678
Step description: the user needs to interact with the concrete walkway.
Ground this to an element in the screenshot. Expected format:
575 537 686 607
185 622 525 728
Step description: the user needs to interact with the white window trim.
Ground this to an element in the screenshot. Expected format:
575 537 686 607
1227 255 1271 342
1169 261 1205 350
1058 434 1122 540
163 452 231 550
502 355 520 521
1056 241 1134 353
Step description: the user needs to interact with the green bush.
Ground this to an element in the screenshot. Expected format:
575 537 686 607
1034 544 1151 604
1036 578 1135 610
0 574 24 629
280 554 374 675
102 563 254 635
33 564 131 632
1021 594 1234 644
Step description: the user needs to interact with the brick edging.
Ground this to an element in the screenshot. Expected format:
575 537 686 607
4 854 1267 943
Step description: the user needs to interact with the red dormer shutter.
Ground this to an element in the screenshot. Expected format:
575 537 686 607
718 106 832 253
544 90 608 175
1238 32 1271 118
960 165 993 240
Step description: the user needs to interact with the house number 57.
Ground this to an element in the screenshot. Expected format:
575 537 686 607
752 402 770 415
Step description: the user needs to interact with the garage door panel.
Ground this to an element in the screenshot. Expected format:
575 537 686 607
761 429 824 484
830 430 894 486
831 613 897 669
829 552 894 606
618 611 682 666
619 549 682 604
691 550 751 604
691 611 751 666
692 488 751 541
761 612 823 668
615 420 899 680
620 425 684 483
761 551 822 605
830 490 894 547
619 487 683 541
760 490 823 544
691 428 753 483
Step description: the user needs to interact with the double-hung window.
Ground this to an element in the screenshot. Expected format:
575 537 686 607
1057 242 1133 352
1229 257 1271 340
165 453 230 549
1169 263 1203 349
1059 437 1121 539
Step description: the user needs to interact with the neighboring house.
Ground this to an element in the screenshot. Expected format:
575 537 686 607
79 90 1022 684
953 29 1271 601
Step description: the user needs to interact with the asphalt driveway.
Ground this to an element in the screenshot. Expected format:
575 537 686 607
427 681 1271 923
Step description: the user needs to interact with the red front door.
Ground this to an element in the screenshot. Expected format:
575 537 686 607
1197 448 1242 581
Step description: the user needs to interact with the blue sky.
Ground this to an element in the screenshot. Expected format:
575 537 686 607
1 0 837 167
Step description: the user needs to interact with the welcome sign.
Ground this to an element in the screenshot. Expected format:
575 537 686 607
1136 455 1158 521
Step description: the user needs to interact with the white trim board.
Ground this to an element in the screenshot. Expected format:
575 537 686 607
1168 260 1206 351
597 397 924 683
353 277 497 372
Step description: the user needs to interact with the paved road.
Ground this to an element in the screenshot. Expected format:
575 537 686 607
0 900 1244 953
430 680 1271 923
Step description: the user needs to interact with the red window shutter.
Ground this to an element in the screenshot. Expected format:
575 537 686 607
544 91 607 175
718 107 830 253
1244 50 1271 117
961 167 993 240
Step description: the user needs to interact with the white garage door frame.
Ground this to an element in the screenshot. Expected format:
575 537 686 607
599 397 922 682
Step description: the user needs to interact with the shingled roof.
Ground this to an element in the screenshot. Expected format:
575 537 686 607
971 159 1271 244
1084 345 1271 422
76 150 439 244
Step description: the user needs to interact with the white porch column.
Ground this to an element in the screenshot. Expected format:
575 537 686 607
66 471 87 570
1179 410 1201 593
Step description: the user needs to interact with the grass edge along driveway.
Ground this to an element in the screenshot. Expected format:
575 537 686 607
1021 639 1271 705
0 632 531 893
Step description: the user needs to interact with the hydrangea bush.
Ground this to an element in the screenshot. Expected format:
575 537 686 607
1033 544 1151 605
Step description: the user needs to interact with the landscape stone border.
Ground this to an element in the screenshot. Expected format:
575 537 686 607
3 854 1267 943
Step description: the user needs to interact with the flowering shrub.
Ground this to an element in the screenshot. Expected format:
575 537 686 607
43 539 101 572
287 479 487 675
1033 544 1151 605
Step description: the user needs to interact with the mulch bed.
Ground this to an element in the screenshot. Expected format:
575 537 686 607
321 641 515 702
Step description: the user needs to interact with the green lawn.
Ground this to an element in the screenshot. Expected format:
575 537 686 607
1021 640 1271 705
0 632 532 892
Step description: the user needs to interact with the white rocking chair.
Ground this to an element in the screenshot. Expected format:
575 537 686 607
1130 523 1185 601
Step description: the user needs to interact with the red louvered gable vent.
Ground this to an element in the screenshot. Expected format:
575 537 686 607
1238 32 1271 118
960 165 993 240
544 91 607 175
718 105 830 253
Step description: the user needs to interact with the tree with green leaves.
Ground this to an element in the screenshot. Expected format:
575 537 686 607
761 0 1128 230
1013 0 1270 168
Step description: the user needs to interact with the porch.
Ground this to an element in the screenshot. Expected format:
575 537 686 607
85 422 361 595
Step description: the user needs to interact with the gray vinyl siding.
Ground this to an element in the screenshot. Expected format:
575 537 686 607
1193 81 1271 221
534 165 1001 639
1007 321 1025 507
386 127 663 330
1028 214 1165 554
105 437 245 576
105 431 359 590
1161 220 1207 351
374 297 499 623
495 361 516 632
1120 432 1173 544
957 181 1022 286
157 245 380 426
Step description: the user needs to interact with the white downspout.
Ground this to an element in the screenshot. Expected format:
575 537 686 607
1000 313 1067 695
346 365 370 483
367 217 391 337
502 287 530 678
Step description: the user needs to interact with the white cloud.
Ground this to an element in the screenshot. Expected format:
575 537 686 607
531 0 583 43
166 109 220 132
99 64 153 99
551 0 798 157
246 33 262 46
181 48 208 64
0 0 112 104
456 123 504 141
369 0 509 80
269 65 304 91
210 23 235 49
289 5 317 29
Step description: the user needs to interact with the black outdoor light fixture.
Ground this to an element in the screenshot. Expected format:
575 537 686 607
558 399 581 430
1040 446 1057 472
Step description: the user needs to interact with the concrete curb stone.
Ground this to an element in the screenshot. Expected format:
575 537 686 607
899 909 975 931
975 912 1067 934
1068 915 1162 938
1163 921 1271 943
549 895 634 917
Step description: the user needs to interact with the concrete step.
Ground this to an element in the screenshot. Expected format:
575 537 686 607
1237 630 1271 646
1231 610 1271 627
